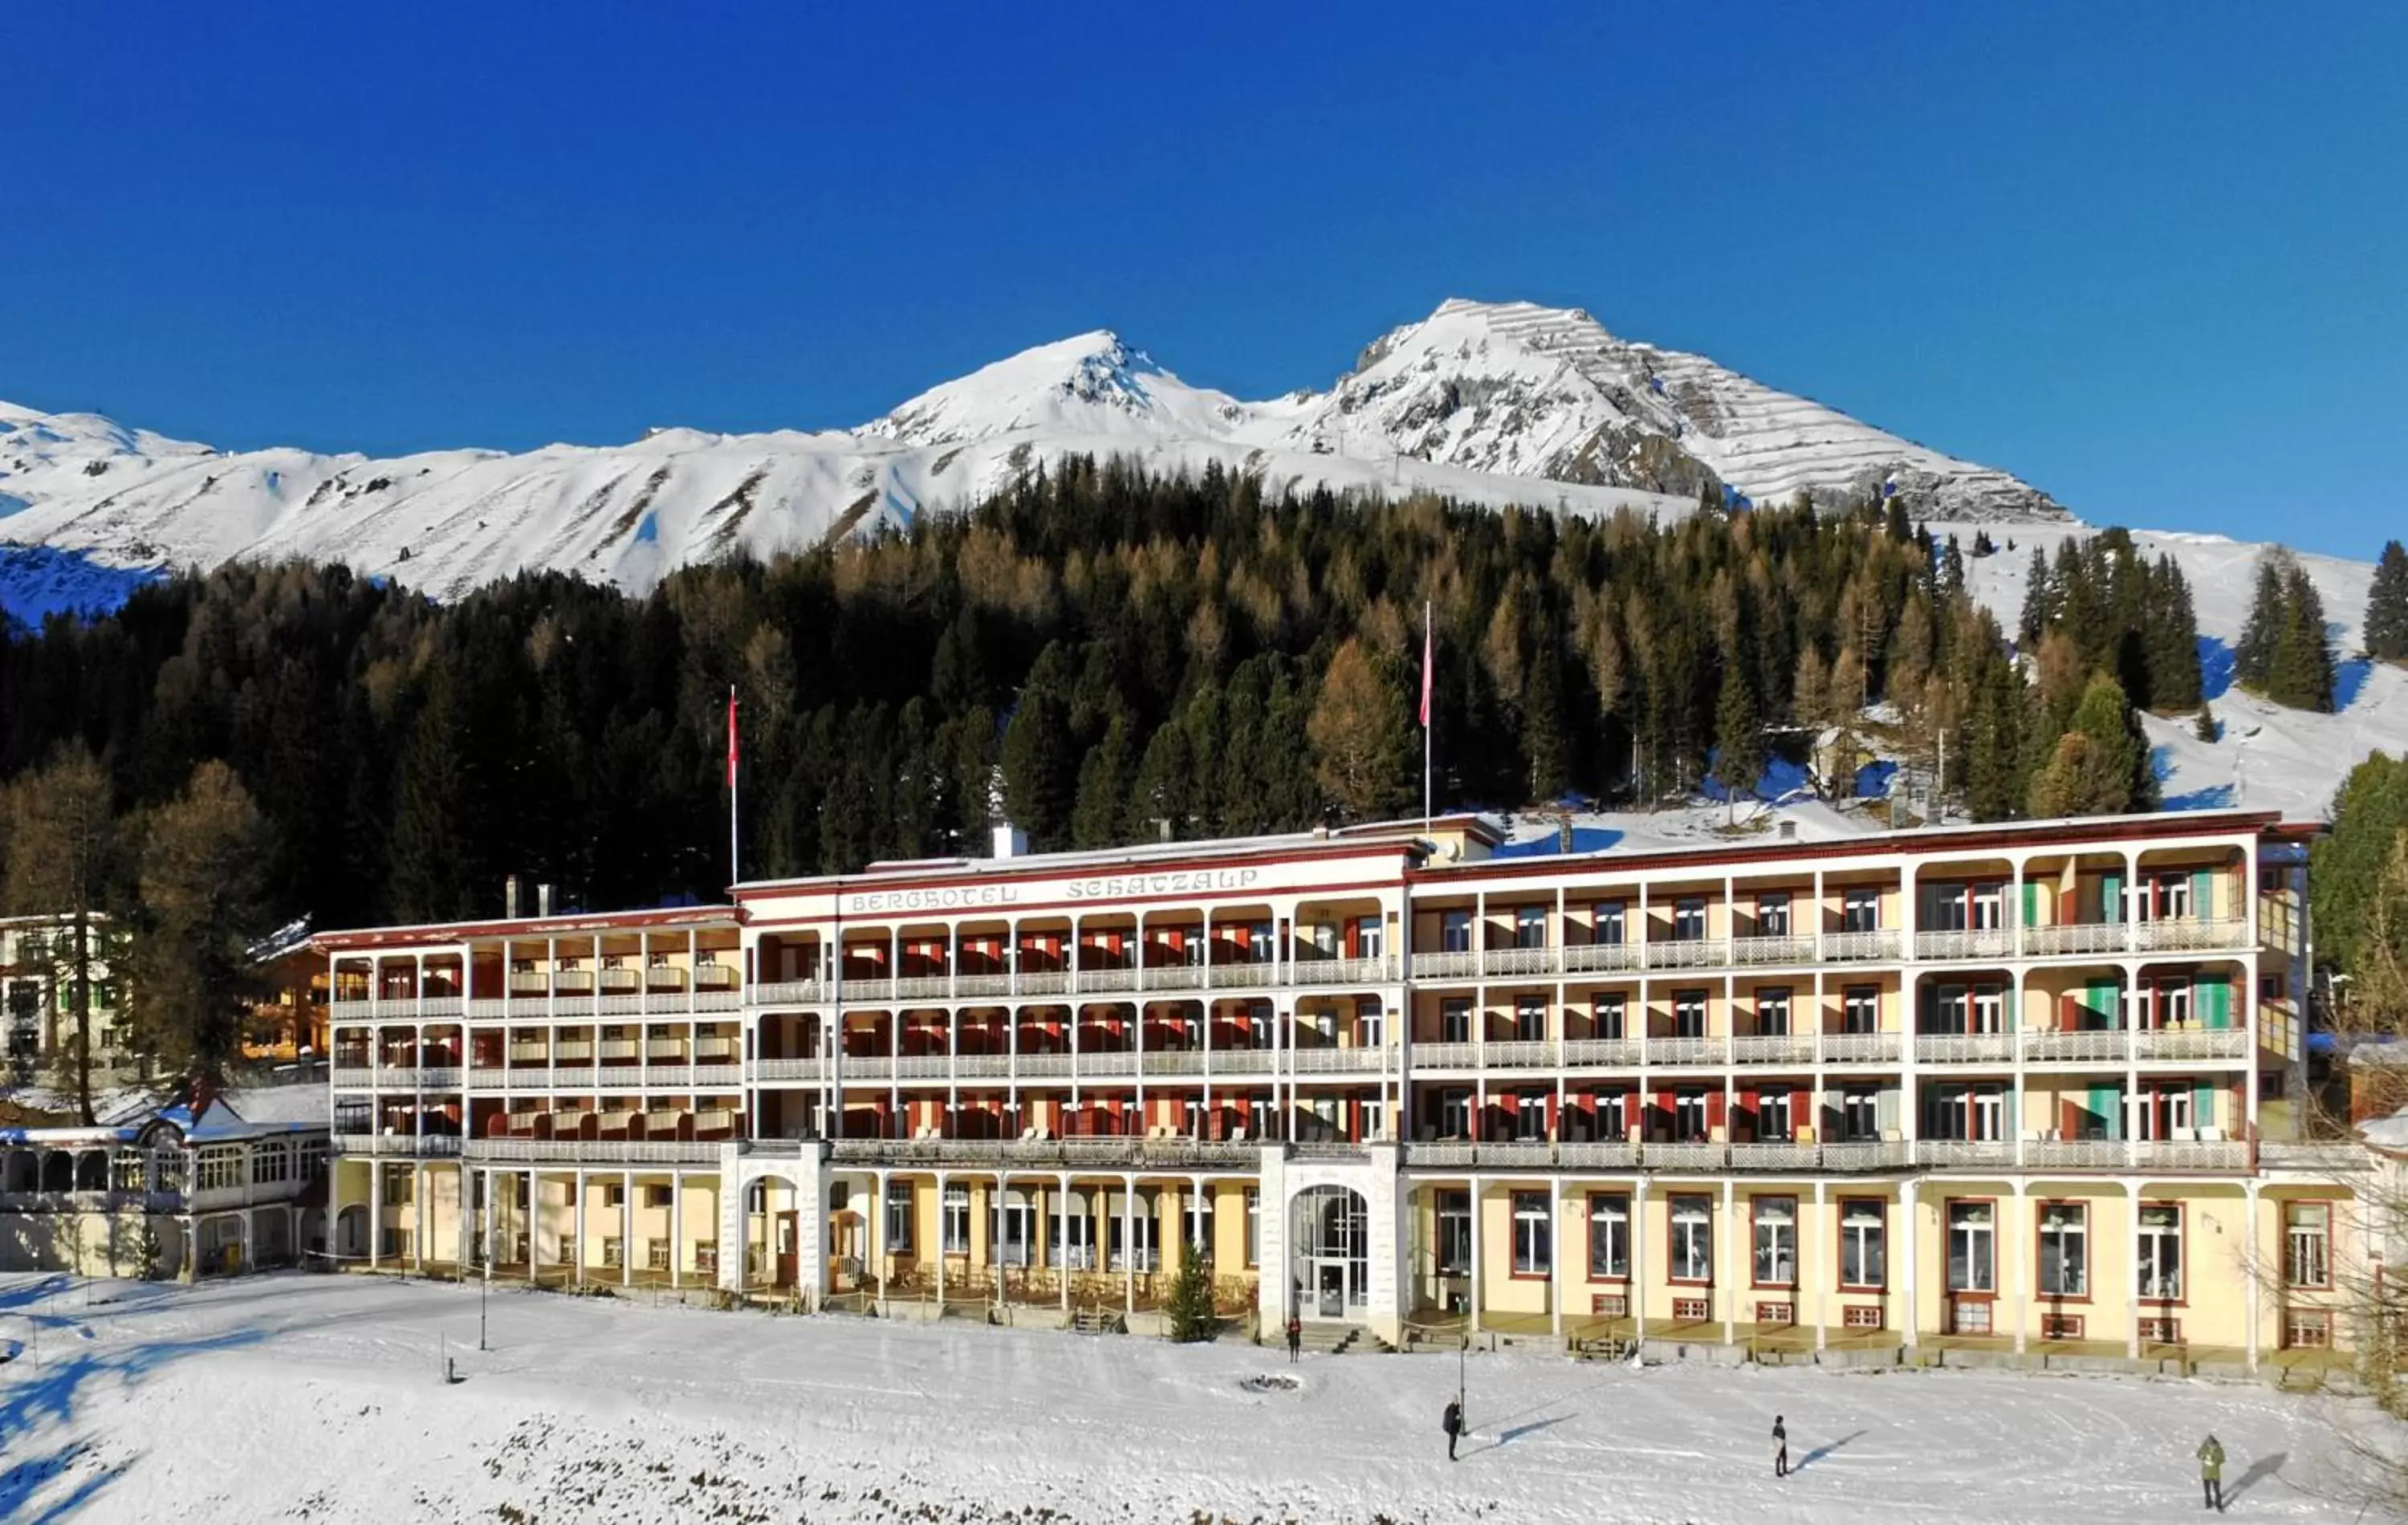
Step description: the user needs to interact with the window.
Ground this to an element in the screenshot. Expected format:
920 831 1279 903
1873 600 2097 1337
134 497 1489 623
1841 889 1881 933
1108 1198 1157 1272
601 1237 623 1268
1515 905 1547 950
987 1194 1035 1262
1361 1095 1387 1142
1194 1195 1217 1263
1673 990 1707 1038
2284 1309 2332 1349
250 1142 291 1185
1674 1296 1711 1323
2138 1204 2182 1300
1511 1192 1551 1275
1841 1088 1879 1141
1245 1188 1259 1267
1248 1002 1273 1048
2146 872 2194 921
1440 998 1472 1044
1051 1198 1094 1270
1441 910 1472 954
1946 1201 1995 1294
1437 1190 1471 1275
1670 1196 1713 1283
1673 1090 1710 1141
1842 1303 1883 1330
1595 992 1627 1039
1756 988 1791 1035
1355 917 1385 960
197 1146 243 1192
1593 902 1627 946
885 1181 914 1255
1438 1089 1471 1140
1752 1197 1797 1287
1514 997 1545 1042
2286 1202 2330 1288
1244 921 1273 963
942 1185 971 1255
1357 998 1386 1048
1755 893 1791 937
1971 885 2005 931
1588 1194 1629 1279
1673 897 1708 941
1756 1091 1792 1142
2037 1202 2088 1298
2041 1313 2085 1340
1842 986 1880 1034
647 1238 671 1271
643 1184 672 1209
1839 1200 1885 1288
1515 1090 1549 1141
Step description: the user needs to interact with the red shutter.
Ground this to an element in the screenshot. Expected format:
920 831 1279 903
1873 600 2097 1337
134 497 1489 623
1344 920 1361 959
1708 1092 1727 1128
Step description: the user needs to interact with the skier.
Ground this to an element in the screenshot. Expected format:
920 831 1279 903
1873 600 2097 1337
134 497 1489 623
1772 1413 1788 1478
1286 1313 1302 1364
2197 1434 2226 1512
1442 1397 1464 1462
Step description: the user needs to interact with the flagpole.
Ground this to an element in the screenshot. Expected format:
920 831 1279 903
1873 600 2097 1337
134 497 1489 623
727 685 739 889
1422 600 1434 829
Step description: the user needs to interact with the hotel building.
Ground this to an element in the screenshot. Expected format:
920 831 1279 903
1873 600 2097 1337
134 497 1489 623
321 807 2369 1368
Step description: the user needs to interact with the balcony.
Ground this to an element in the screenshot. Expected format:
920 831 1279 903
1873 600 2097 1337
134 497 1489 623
1413 1041 1478 1069
2024 1139 2128 1169
1727 1142 1819 1171
1914 929 2015 961
1074 967 1139 995
1481 1039 1554 1068
1818 1031 1900 1063
752 979 827 1007
2130 1139 2247 1171
1289 955 1400 988
1210 1049 1275 1075
332 1134 465 1157
1291 1045 1389 1075
1076 1050 1138 1078
1730 1035 1815 1066
1394 1139 1922 1173
1645 1141 1725 1170
1480 946 1558 979
755 1057 824 1082
1914 1034 2014 1065
1820 1141 1911 1171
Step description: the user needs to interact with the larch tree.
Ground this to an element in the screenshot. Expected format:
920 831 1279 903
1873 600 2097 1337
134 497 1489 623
130 760 274 1084
1307 637 1413 822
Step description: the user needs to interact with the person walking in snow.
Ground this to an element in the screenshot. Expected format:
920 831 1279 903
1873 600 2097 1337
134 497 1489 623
1772 1413 1789 1478
1442 1397 1464 1462
2197 1434 2226 1512
1285 1314 1302 1364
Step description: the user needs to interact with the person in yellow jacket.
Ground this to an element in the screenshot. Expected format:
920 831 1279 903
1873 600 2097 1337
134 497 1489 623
2196 1434 2226 1512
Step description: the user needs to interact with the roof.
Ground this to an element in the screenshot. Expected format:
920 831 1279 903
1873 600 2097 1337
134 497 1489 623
313 903 742 952
0 1084 327 1146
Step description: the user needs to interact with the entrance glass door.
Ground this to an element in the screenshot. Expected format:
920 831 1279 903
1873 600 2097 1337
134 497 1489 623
1317 1260 1344 1317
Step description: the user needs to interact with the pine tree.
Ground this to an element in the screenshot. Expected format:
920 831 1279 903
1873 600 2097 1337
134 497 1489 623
1001 646 1079 848
2235 551 2288 693
388 671 475 924
2144 555 2203 711
2194 705 2218 743
2028 673 2152 817
1164 1245 1217 1342
1710 665 1764 824
1070 714 1137 849
2269 559 2337 713
2017 543 2052 647
2369 539 2408 665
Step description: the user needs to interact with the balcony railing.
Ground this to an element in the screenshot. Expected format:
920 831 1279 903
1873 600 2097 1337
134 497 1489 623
1730 935 1817 966
1821 930 1901 962
2132 1027 2249 1061
2130 1140 2247 1171
1481 946 1556 978
464 1139 721 1165
1645 939 1729 971
2024 1028 2127 1062
1482 1039 1554 1068
2131 917 2251 953
1819 1031 1901 1063
824 1137 1261 1169
1413 1041 1478 1069
1914 1033 2014 1064
1562 1038 1642 1068
1914 929 2015 961
1648 1035 1723 1065
1560 943 1641 974
1918 1140 2015 1169
2024 922 2128 956
332 1134 464 1157
2024 1139 2128 1169
1731 1035 1815 1066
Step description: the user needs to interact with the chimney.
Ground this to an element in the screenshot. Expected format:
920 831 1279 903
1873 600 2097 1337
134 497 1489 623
1155 817 1173 844
1777 819 1798 841
991 824 1027 860
537 883 555 917
505 875 522 919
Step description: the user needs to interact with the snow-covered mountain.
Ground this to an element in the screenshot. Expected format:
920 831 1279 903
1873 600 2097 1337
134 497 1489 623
0 299 2060 620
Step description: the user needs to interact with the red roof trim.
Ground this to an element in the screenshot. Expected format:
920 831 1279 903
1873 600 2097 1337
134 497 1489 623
1409 812 2286 888
731 840 1423 906
312 905 739 953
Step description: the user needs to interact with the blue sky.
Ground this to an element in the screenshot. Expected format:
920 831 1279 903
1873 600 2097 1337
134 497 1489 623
6 2 2402 556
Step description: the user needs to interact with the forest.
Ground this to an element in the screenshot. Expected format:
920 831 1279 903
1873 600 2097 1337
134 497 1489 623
0 457 2242 947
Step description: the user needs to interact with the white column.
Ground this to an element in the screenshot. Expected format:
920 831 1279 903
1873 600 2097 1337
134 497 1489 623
620 1169 633 1287
1056 1172 1072 1312
872 1167 889 1315
935 1169 949 1309
1721 1177 1737 1346
1631 1177 1649 1346
413 1164 426 1273
1813 1181 1828 1352
669 1173 683 1290
2126 1178 2143 1360
2243 1181 2261 1372
1898 1179 1919 1350
1122 1173 1136 1316
1549 1178 1566 1339
2009 1181 2028 1356
1466 1173 1483 1335
369 1163 384 1269
574 1169 587 1285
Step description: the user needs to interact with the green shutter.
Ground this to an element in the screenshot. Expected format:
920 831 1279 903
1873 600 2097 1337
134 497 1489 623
2192 1083 2215 1133
2084 978 2117 1030
2089 1084 2122 1141
2190 869 2211 920
2194 975 2231 1030
2101 871 2124 925
2022 881 2040 929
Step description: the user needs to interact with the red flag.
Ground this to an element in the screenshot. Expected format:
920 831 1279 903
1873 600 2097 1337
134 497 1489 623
1418 602 1434 729
726 687 739 789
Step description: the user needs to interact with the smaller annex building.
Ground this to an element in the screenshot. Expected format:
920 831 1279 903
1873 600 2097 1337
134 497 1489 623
0 1084 330 1278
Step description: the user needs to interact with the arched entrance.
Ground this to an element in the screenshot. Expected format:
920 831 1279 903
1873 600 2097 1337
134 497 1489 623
1289 1185 1368 1321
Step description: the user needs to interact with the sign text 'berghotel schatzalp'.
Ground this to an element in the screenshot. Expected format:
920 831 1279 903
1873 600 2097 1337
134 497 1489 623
843 868 1264 916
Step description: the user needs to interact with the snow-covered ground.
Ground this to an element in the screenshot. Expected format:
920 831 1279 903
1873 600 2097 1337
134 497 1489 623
0 1273 2390 1522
